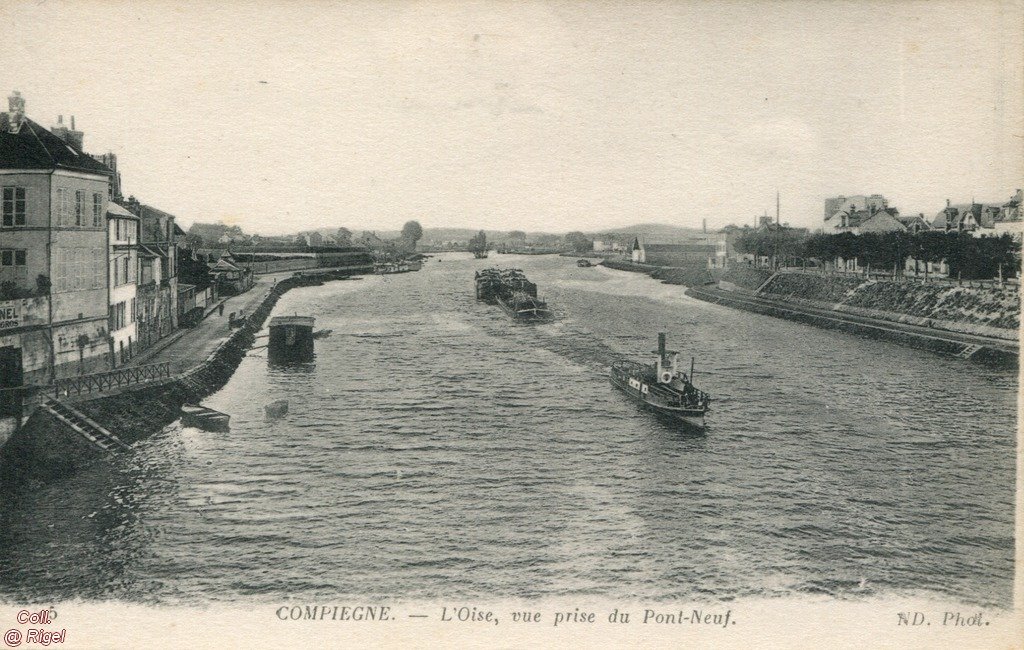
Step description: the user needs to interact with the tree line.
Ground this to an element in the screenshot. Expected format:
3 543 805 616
733 229 1021 280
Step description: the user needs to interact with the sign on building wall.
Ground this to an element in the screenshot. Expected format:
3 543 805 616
0 302 21 330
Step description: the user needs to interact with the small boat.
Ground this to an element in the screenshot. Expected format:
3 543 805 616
264 399 289 420
312 329 333 339
577 259 593 267
181 405 231 431
610 333 710 429
374 262 411 274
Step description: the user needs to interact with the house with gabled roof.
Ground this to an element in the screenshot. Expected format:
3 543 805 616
0 90 115 387
895 214 931 234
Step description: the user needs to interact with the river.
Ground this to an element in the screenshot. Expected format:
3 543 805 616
0 253 1017 607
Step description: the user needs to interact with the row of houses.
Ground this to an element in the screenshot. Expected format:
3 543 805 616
823 192 1023 238
0 91 239 403
622 189 1022 273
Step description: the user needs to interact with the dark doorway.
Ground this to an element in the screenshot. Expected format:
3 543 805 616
0 346 24 418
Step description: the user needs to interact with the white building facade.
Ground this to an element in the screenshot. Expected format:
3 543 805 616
108 202 139 366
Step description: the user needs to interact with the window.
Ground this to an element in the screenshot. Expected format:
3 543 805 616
111 301 127 330
57 188 69 225
75 190 86 226
53 247 104 293
0 250 26 265
93 193 103 227
54 249 66 291
130 298 136 323
119 256 130 285
0 248 28 288
2 187 26 227
115 219 122 241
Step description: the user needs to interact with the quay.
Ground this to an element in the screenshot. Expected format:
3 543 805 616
0 267 365 485
686 285 1018 367
601 261 1019 368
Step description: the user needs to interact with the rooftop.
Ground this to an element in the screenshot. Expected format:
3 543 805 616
0 115 112 175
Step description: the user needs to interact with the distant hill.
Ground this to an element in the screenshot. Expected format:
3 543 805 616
287 222 711 244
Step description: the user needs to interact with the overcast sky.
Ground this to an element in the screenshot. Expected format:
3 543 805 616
3 1 1021 234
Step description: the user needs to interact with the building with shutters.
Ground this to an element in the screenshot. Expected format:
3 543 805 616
0 91 114 387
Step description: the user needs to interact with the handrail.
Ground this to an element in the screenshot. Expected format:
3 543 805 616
52 361 172 397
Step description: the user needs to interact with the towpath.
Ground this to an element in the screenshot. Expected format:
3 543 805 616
125 272 292 373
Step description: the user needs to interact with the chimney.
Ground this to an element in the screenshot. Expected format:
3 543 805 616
65 115 84 150
51 114 69 142
702 218 707 233
658 332 666 360
6 91 25 133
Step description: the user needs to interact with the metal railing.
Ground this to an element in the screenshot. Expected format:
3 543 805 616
52 361 172 397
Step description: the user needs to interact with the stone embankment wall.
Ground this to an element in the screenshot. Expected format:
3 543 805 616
758 272 1019 341
601 261 1017 365
0 270 354 486
716 267 773 292
600 259 714 287
686 286 1018 365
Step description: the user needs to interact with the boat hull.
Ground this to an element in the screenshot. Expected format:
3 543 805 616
609 372 706 429
496 296 553 322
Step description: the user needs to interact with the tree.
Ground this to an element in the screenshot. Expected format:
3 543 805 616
400 220 424 246
508 230 526 243
563 231 592 253
469 230 487 252
336 227 353 246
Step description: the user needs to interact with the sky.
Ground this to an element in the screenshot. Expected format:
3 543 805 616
2 0 1021 235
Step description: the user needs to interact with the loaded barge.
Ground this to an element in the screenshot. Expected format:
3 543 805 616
475 268 554 321
611 333 710 428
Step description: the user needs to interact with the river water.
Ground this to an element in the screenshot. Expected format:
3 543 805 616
0 254 1017 606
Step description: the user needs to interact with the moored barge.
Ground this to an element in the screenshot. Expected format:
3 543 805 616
610 333 710 428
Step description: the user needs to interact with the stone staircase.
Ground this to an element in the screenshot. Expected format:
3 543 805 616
39 398 130 453
753 271 779 295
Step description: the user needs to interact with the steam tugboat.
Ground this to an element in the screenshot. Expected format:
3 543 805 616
610 333 710 428
475 268 553 322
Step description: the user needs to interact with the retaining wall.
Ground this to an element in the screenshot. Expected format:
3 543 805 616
687 287 1017 369
760 272 1019 341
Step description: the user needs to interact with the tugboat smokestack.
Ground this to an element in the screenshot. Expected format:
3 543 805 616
658 332 666 359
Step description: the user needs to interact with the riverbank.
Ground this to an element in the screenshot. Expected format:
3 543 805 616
0 267 363 486
687 285 1016 366
601 261 1018 366
601 258 714 287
